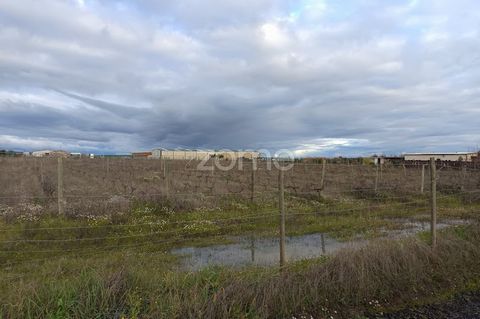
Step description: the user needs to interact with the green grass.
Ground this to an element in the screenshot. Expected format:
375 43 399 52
0 191 479 318
2 225 480 318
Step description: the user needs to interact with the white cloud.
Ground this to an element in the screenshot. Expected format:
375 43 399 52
0 0 479 154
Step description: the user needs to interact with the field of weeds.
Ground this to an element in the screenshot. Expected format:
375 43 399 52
0 158 479 318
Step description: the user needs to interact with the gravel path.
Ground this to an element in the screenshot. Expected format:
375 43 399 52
374 291 480 319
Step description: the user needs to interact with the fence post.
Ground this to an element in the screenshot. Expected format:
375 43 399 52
40 158 45 186
374 164 379 192
165 159 169 199
430 157 437 248
163 157 166 178
250 161 256 202
57 157 65 215
319 158 327 199
420 164 425 194
461 164 466 191
320 159 326 190
350 162 355 191
278 167 286 268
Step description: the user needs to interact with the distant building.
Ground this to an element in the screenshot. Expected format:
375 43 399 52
150 149 260 161
372 155 385 165
372 155 404 165
0 150 23 157
132 151 153 158
31 150 70 158
403 152 477 162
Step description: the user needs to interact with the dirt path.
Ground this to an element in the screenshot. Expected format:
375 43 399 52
374 291 480 319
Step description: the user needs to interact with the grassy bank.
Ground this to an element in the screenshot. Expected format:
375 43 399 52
1 225 480 318
0 191 479 318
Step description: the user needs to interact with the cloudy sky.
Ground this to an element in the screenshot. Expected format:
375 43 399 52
0 0 479 156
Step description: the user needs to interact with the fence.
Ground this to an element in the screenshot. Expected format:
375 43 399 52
0 156 479 271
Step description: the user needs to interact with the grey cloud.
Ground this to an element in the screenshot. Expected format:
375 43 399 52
0 0 479 155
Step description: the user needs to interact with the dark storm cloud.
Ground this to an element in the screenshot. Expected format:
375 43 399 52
0 0 479 155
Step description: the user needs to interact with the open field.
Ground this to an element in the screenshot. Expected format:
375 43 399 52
0 158 479 318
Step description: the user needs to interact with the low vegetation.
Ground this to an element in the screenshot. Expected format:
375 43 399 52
1 223 480 318
0 160 479 318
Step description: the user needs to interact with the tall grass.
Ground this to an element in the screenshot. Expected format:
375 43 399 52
1 225 480 318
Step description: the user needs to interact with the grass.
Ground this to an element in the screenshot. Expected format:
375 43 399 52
2 225 480 318
0 189 479 318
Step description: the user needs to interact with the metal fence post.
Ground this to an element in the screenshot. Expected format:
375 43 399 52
279 167 286 268
430 157 437 248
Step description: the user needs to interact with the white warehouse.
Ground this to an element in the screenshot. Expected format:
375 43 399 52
150 149 260 161
403 152 477 162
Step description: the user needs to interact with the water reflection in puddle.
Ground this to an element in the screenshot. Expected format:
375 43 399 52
172 233 362 271
172 219 469 271
382 219 469 238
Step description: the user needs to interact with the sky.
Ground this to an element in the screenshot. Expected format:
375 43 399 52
0 0 479 157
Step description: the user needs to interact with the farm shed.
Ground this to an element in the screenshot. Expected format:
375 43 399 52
372 155 385 165
403 152 477 162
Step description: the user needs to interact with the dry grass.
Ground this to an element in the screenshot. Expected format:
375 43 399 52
0 157 477 218
175 225 480 318
0 158 479 318
1 225 480 318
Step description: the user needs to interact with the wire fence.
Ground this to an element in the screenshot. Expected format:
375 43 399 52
0 157 478 271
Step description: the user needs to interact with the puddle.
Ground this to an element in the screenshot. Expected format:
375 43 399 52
172 218 469 271
381 218 469 238
172 233 361 271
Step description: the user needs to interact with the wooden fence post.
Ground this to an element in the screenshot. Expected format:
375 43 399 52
380 162 383 180
250 236 255 263
163 157 166 178
420 164 425 194
279 168 286 268
40 158 45 186
430 157 437 248
461 164 467 191
350 162 355 191
250 162 256 203
164 159 169 199
374 164 379 192
320 159 326 190
57 157 65 215
321 233 326 254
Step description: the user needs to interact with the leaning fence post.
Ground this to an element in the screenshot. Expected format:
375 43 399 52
57 157 65 215
278 167 286 268
430 157 437 248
